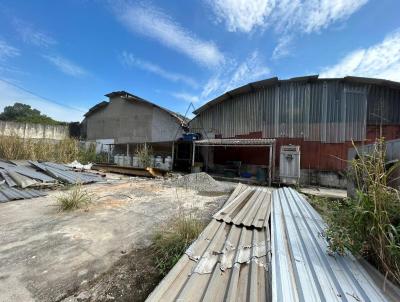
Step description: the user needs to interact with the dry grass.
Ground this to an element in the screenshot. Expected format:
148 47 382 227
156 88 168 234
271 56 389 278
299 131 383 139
0 135 96 163
152 214 205 276
57 183 92 211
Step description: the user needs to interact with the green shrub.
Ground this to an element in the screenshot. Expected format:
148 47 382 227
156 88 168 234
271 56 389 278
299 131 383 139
57 183 92 211
324 139 400 284
152 215 204 276
135 143 153 168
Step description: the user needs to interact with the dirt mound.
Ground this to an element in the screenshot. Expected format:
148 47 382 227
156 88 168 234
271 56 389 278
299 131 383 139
168 172 228 193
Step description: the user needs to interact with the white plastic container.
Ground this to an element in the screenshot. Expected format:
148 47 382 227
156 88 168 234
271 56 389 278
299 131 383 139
118 155 124 166
154 156 163 168
131 156 139 167
123 156 131 166
164 156 172 170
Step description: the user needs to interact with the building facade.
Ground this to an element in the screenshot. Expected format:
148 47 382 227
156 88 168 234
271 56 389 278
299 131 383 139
189 76 400 187
82 91 186 144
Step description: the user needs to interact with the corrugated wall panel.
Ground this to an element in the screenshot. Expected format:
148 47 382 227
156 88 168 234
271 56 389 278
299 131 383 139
189 80 399 143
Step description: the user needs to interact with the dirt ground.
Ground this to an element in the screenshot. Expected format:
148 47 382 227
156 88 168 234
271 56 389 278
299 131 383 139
0 174 231 302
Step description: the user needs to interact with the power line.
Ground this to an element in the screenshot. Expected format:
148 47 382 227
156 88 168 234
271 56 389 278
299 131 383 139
0 78 86 113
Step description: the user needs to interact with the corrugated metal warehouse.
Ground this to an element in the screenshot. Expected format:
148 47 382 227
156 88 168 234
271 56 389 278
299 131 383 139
189 76 400 187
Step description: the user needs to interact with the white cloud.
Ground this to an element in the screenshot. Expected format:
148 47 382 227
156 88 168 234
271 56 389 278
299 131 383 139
320 29 400 82
301 0 368 33
0 40 20 61
207 0 368 34
172 92 200 103
201 51 270 100
13 19 56 48
0 79 84 122
272 35 292 60
207 0 274 32
113 2 224 68
121 52 198 88
43 54 87 77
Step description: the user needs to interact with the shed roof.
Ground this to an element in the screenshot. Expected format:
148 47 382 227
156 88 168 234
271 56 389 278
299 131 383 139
85 90 188 126
194 138 276 146
193 75 400 115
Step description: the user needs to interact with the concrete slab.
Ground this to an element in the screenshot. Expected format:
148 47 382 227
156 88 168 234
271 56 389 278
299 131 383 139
0 176 228 302
298 186 347 199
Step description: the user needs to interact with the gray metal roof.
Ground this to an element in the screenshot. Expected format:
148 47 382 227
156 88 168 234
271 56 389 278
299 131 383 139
194 138 276 146
0 160 55 183
29 161 102 184
271 187 390 302
190 76 400 143
193 75 400 115
0 160 103 203
0 184 46 203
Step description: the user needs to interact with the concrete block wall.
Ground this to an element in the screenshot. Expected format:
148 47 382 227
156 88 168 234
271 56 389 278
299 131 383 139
0 121 69 140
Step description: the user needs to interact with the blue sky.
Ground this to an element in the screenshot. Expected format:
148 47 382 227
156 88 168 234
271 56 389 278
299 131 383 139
0 0 400 122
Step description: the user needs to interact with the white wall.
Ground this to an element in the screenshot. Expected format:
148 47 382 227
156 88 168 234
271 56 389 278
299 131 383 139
0 121 69 140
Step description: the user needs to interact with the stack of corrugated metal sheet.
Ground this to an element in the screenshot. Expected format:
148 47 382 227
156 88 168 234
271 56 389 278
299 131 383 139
146 184 272 302
271 187 390 302
148 184 398 302
0 159 103 203
29 161 102 184
214 187 271 228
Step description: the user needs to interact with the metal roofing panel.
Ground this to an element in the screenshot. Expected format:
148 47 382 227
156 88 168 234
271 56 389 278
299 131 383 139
0 170 17 187
190 76 400 143
29 161 102 184
214 187 271 228
146 219 270 302
0 184 46 203
0 160 56 183
271 187 389 302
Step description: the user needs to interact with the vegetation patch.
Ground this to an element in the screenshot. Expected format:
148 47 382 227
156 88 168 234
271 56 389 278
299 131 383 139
135 143 153 168
152 214 205 276
0 135 101 164
316 139 400 285
57 184 92 211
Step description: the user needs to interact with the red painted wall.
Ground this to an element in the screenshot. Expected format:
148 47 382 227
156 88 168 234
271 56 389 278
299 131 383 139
212 126 400 172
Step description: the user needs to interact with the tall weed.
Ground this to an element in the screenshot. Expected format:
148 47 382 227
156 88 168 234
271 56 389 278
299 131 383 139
152 214 204 276
326 139 400 284
0 135 96 163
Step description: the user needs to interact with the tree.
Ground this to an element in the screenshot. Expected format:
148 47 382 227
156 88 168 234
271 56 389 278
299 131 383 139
0 102 64 125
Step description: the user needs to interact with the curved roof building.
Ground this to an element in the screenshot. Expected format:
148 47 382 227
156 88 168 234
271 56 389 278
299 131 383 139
189 75 400 185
